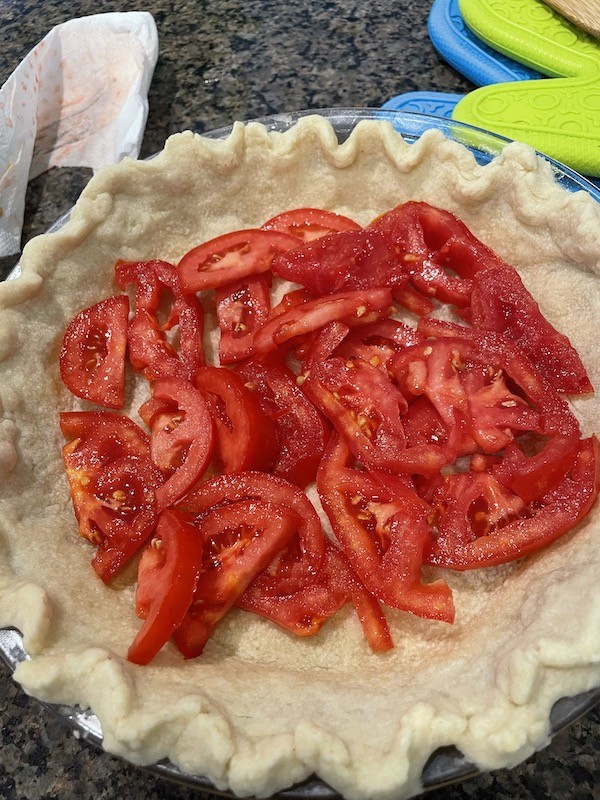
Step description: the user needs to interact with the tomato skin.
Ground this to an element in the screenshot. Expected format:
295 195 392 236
59 295 129 409
317 434 454 622
128 509 203 665
178 229 299 293
237 356 331 488
116 259 205 382
468 263 593 395
173 499 299 658
139 377 214 512
215 275 271 363
251 288 393 357
261 207 361 242
194 366 278 474
426 437 599 569
60 411 164 581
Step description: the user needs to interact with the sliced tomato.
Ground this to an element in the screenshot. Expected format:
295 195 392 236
468 263 592 395
115 259 204 382
272 227 403 295
426 437 599 569
371 201 503 307
61 413 163 581
180 471 326 592
59 410 151 467
417 318 582 502
251 288 393 357
139 377 214 511
333 318 424 371
128 509 203 665
215 275 271 363
237 356 331 487
317 434 454 621
194 365 278 473
261 207 361 242
177 229 299 293
303 337 431 474
173 499 299 658
59 295 129 409
238 538 393 652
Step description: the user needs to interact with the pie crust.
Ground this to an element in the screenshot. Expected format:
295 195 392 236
1 115 600 800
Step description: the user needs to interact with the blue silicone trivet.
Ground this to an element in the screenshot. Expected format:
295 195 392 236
428 0 543 86
381 91 462 118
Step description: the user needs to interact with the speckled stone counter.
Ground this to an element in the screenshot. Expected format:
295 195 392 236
0 2 598 799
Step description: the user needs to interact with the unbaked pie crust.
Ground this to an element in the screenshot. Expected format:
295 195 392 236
1 115 600 799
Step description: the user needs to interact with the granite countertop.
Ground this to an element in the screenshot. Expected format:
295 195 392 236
0 1 598 798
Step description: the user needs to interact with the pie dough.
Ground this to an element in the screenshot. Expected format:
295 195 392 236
1 115 600 800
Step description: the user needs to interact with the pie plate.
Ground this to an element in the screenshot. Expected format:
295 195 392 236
1 108 600 799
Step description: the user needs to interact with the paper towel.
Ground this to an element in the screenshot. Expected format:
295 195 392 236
0 12 159 256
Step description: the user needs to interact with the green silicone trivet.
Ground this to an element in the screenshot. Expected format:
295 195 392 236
453 0 600 176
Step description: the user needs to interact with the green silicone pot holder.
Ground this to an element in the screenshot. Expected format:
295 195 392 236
453 0 600 176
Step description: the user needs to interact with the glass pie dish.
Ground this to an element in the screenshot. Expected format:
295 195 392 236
2 108 599 798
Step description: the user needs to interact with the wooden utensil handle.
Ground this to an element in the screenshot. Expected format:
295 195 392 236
543 0 600 39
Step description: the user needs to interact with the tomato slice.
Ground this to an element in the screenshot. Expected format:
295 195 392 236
194 365 278 473
468 263 592 395
127 509 203 665
238 539 393 652
172 499 299 658
372 201 502 307
115 259 205 382
261 207 361 242
303 336 422 474
417 318 582 502
178 229 299 293
60 411 163 581
59 295 129 409
180 471 326 592
272 227 403 295
215 275 271 363
333 318 424 371
139 377 214 512
317 434 454 621
426 437 599 569
251 288 393 357
237 356 331 488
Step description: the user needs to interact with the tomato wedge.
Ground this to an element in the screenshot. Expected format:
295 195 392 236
251 288 393 357
173 499 299 658
128 509 203 665
237 356 331 487
426 437 600 569
272 226 402 295
372 201 502 307
468 263 592 395
115 259 205 382
215 275 271 363
180 471 326 592
59 295 129 409
317 434 455 621
178 229 299 293
60 412 163 582
261 207 361 241
194 366 278 474
238 539 393 652
139 377 214 511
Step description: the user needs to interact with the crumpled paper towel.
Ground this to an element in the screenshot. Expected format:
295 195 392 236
0 12 159 257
